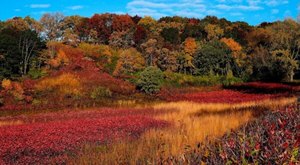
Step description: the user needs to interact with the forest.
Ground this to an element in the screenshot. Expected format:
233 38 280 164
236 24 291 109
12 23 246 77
0 13 300 164
1 13 300 83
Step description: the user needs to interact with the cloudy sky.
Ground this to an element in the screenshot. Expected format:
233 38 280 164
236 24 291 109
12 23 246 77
0 0 299 25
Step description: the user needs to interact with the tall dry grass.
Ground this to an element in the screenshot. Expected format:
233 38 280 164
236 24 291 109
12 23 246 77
70 97 297 164
0 120 23 127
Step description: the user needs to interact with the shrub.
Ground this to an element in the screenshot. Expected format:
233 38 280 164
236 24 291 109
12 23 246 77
1 79 25 101
90 87 112 99
136 67 164 94
35 73 82 97
1 79 12 90
28 69 47 79
221 70 243 86
164 72 221 87
48 49 69 69
11 82 25 101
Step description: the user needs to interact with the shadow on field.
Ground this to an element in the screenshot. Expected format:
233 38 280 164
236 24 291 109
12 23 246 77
193 106 269 118
224 82 297 94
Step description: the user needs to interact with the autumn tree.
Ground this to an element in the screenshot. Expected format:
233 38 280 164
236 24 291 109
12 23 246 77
157 48 178 72
24 16 43 33
221 38 246 66
113 48 145 76
134 25 147 45
140 39 160 66
138 16 158 37
78 42 112 68
61 16 83 46
109 30 135 49
40 13 65 41
75 17 91 42
246 28 272 50
266 19 300 81
204 24 224 41
138 16 157 31
89 14 114 44
177 37 198 74
112 14 135 32
184 37 197 55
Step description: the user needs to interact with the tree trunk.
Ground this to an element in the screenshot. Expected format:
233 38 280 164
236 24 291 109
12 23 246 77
290 70 294 82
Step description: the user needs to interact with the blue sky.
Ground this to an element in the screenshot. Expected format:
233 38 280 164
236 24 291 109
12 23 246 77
0 0 299 25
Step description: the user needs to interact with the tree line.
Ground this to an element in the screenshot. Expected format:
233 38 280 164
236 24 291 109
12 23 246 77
0 13 300 82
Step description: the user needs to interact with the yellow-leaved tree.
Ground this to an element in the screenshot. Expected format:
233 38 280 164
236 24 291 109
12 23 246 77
113 48 145 76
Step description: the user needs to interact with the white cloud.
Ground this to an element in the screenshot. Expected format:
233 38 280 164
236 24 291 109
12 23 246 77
265 0 288 7
216 4 263 11
127 0 207 18
68 5 84 10
30 4 51 9
14 9 21 12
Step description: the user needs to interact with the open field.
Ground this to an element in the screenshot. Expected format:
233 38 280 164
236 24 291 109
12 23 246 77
0 84 299 164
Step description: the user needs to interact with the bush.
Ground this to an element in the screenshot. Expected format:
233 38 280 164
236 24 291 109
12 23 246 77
1 79 12 90
221 70 243 87
136 67 164 94
1 79 25 101
90 87 112 99
28 69 47 79
164 72 243 87
164 72 221 87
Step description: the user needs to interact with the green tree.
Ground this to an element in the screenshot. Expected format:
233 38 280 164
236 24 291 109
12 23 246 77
0 26 44 78
136 67 164 94
193 41 232 75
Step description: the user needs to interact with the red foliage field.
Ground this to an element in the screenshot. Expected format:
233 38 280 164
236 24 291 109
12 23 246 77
160 89 284 104
0 108 168 164
159 82 296 104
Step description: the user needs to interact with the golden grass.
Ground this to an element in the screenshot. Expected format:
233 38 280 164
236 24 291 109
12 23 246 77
0 120 23 127
70 97 297 164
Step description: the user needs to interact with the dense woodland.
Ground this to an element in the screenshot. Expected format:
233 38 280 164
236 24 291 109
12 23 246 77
0 13 300 88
